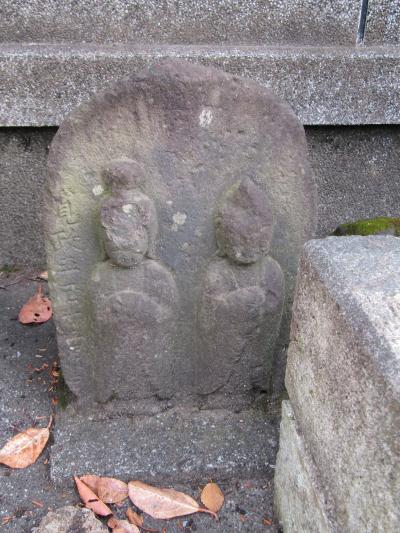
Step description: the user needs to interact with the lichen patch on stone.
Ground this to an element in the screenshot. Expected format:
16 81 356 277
92 185 104 196
199 108 213 127
122 204 133 214
172 211 187 231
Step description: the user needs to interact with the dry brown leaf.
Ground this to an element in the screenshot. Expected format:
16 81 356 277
112 519 140 533
126 508 144 527
0 419 50 468
74 476 112 517
79 474 128 503
128 480 217 520
200 482 224 513
39 271 48 280
79 474 100 493
79 475 128 503
98 477 128 503
18 285 52 324
107 517 119 529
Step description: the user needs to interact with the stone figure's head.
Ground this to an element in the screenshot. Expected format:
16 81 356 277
103 158 145 192
215 177 274 264
100 159 157 267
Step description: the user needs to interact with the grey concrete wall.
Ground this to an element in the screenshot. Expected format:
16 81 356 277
366 0 400 45
1 126 399 268
0 1 360 46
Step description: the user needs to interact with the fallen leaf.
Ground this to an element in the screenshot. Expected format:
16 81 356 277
126 508 144 527
18 285 52 324
98 477 128 503
112 519 140 533
39 271 48 280
263 517 272 526
80 474 101 493
79 475 128 503
31 500 44 508
128 480 217 520
0 419 50 468
107 516 119 529
1 516 15 525
200 482 224 513
74 476 112 517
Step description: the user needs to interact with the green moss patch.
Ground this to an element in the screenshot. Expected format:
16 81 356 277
332 217 400 237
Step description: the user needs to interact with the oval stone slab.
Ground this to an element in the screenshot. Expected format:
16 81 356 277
45 60 316 407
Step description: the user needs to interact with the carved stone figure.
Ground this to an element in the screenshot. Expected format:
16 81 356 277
88 159 178 402
197 178 284 395
45 60 316 409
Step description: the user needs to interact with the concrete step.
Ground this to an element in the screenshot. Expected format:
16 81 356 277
1 43 399 127
1 0 361 46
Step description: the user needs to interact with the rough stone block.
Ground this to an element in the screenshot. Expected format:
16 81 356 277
0 1 359 46
45 59 315 407
365 0 400 45
32 506 108 533
274 401 334 533
1 44 399 127
286 236 400 532
50 407 279 487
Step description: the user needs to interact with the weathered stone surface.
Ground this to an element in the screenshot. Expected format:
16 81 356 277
50 406 279 487
365 0 400 45
0 128 53 268
286 236 400 532
32 506 108 532
307 126 400 237
0 1 359 46
274 402 334 533
45 60 315 406
1 44 399 127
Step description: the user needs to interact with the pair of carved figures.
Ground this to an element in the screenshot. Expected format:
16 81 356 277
89 158 284 403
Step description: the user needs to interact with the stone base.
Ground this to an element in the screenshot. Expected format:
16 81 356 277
274 401 335 533
50 406 279 487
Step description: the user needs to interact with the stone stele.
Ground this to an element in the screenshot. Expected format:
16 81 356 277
45 60 316 409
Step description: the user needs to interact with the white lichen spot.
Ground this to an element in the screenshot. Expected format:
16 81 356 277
171 211 187 231
199 108 213 127
122 203 133 214
92 185 104 196
166 200 173 205
173 212 187 225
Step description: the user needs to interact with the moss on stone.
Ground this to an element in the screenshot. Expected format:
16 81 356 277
54 370 70 410
332 217 400 237
0 264 20 273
